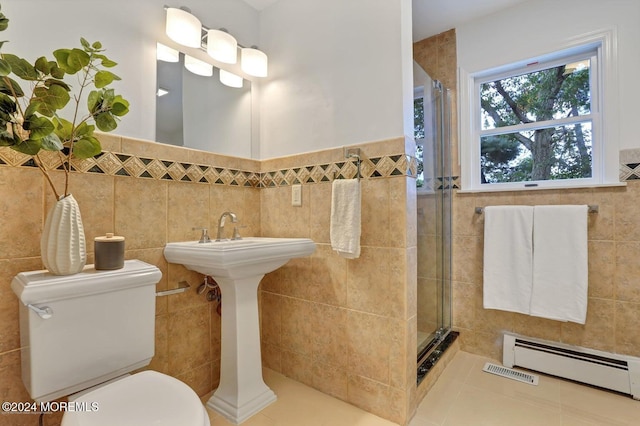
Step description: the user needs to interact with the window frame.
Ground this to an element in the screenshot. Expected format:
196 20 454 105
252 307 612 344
459 29 621 192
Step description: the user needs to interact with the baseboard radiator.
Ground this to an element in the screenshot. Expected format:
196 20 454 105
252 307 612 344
503 333 640 399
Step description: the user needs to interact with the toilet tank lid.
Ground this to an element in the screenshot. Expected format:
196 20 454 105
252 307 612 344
11 260 162 305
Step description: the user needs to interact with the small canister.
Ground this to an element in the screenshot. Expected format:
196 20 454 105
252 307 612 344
94 233 125 270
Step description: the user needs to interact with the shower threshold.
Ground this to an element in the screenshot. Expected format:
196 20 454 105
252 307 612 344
417 331 458 385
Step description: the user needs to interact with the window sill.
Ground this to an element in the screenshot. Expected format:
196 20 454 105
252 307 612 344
457 181 627 194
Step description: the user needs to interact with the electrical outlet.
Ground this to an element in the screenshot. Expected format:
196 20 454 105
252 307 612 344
292 184 302 206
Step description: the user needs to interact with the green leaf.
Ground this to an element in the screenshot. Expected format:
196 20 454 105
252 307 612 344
35 56 52 74
0 41 7 50
23 115 54 140
72 135 101 159
24 101 39 118
33 84 70 116
2 53 38 80
74 121 94 138
44 78 71 91
53 117 73 141
95 54 117 68
0 76 24 97
110 95 130 116
87 90 100 113
11 138 41 155
80 38 91 50
0 130 13 146
94 70 120 88
0 58 10 76
54 48 89 74
92 41 102 50
0 15 9 32
0 93 16 120
40 132 63 151
50 64 64 79
53 49 71 72
94 112 117 132
66 48 90 73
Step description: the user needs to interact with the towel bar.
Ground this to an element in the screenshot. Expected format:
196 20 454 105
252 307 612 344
334 147 362 180
474 205 599 214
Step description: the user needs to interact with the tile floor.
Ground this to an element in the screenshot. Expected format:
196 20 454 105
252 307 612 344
411 351 640 425
205 351 640 426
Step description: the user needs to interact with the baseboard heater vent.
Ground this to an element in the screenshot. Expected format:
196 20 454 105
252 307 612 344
503 333 640 400
483 362 539 385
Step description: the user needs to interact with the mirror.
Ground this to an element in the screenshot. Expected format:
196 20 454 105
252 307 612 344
156 51 253 158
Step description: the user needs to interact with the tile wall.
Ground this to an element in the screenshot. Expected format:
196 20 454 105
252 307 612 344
0 134 419 425
414 29 640 363
258 137 418 425
0 135 260 426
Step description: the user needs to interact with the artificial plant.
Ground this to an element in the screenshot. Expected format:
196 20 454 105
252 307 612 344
0 5 129 200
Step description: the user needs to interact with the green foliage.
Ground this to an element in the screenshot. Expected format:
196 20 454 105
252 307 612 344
0 3 130 198
480 63 592 183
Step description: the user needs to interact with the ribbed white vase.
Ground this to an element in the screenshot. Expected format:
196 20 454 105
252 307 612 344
41 194 87 275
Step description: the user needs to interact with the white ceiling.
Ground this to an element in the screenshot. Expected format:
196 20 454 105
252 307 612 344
241 0 529 42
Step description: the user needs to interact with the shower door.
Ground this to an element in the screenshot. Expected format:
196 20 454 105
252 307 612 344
414 62 452 364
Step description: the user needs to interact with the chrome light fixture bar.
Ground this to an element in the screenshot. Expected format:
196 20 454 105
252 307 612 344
164 5 268 79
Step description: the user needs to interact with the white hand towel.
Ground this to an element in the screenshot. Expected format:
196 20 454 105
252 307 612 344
483 205 534 315
530 205 588 324
330 179 361 259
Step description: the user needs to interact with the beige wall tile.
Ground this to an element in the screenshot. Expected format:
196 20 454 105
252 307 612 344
0 258 42 353
587 241 615 299
561 298 615 353
280 297 312 356
167 304 211 376
615 241 640 302
615 301 640 356
167 182 210 242
311 360 348 401
347 310 392 384
114 177 167 250
308 243 347 307
0 167 43 259
310 303 348 369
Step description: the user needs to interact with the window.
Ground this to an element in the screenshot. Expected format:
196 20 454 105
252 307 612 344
460 31 620 192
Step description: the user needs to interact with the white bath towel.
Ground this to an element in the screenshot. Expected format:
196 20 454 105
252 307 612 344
530 205 588 324
483 206 534 315
330 179 361 259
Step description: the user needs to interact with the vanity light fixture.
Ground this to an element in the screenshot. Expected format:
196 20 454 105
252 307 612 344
241 46 268 77
156 43 179 62
165 7 202 48
164 6 268 77
219 69 243 88
184 55 213 77
207 29 238 64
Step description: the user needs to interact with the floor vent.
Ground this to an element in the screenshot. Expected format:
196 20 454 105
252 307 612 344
482 362 539 385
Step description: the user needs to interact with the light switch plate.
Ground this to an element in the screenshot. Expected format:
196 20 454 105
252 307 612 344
292 184 302 206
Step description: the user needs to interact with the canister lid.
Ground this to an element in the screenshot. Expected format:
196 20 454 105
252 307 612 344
95 233 125 242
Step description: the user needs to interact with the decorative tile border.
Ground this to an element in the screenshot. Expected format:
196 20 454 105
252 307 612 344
0 148 418 189
619 149 640 181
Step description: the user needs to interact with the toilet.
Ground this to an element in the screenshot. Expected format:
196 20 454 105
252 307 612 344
11 260 209 426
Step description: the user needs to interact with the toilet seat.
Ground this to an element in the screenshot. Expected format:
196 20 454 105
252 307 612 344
61 371 209 426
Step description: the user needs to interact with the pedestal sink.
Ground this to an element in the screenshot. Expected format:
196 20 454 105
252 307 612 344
163 237 316 424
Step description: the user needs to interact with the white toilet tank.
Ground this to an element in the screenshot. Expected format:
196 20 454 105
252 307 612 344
11 260 162 402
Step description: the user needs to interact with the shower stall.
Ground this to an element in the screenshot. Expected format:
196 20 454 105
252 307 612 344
413 61 454 384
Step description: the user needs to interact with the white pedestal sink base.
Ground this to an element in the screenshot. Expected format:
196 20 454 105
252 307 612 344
206 276 276 424
207 386 276 424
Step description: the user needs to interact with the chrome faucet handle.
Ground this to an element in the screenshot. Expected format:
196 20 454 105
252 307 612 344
232 225 247 240
192 227 211 243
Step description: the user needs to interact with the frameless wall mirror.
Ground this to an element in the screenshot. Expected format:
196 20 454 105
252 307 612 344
155 47 253 158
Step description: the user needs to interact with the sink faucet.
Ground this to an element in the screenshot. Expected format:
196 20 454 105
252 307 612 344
216 212 238 241
192 227 211 243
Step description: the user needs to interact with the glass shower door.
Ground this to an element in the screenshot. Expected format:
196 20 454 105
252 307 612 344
414 61 452 367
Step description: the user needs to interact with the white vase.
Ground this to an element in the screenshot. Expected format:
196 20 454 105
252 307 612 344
41 194 87 275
